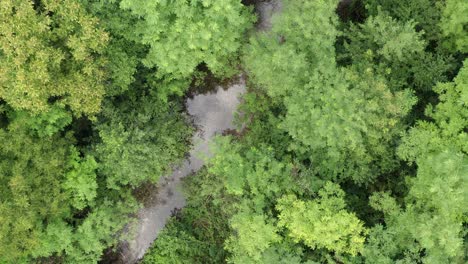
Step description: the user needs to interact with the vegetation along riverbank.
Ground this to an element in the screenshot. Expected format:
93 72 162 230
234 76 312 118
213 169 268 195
0 0 466 263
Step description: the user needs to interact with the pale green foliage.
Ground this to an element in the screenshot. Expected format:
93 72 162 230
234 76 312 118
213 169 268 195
64 148 98 210
407 152 467 226
440 0 468 53
195 138 304 263
0 0 108 116
344 14 425 64
207 139 246 197
363 224 421 264
244 0 339 99
94 94 192 189
119 0 253 78
33 220 73 258
225 209 281 263
281 68 415 183
208 137 294 210
246 1 415 184
277 183 367 256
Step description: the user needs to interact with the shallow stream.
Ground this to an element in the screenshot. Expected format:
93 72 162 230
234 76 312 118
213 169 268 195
114 1 282 262
117 78 246 263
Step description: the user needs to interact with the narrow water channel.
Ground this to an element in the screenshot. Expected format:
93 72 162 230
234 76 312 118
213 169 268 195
114 1 282 263
118 78 246 263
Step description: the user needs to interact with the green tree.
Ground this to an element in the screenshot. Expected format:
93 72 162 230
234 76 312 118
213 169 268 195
63 148 98 211
78 0 147 95
364 60 468 264
282 68 415 184
0 121 132 263
86 0 254 100
0 108 137 263
245 0 415 184
365 151 467 263
244 0 339 99
142 167 233 264
182 138 368 263
202 138 303 263
141 222 205 264
342 12 453 93
364 0 444 43
93 91 192 189
207 137 295 210
399 59 468 161
0 127 74 262
7 105 72 138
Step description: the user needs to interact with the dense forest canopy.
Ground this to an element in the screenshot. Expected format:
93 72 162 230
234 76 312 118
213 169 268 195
0 0 466 263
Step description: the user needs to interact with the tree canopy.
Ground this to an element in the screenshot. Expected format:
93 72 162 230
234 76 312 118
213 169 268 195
144 0 467 263
0 0 108 116
0 0 466 263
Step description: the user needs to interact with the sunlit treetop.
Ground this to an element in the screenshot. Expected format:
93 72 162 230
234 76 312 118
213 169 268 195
0 0 108 116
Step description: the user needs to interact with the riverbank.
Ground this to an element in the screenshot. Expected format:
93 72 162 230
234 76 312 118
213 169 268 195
107 1 283 263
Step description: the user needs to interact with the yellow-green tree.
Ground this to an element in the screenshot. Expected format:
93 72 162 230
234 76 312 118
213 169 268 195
277 183 367 256
0 0 108 116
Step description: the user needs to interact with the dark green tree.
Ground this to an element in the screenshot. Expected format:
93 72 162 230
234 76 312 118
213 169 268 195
342 12 453 93
93 91 192 189
364 0 443 43
364 60 468 264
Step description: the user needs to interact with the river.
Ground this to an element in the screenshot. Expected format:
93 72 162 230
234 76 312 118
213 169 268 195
112 1 282 263
116 78 246 263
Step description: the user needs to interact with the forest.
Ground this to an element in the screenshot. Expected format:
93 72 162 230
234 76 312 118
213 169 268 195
0 0 467 263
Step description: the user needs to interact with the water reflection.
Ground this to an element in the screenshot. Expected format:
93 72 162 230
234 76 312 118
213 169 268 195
120 76 246 263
